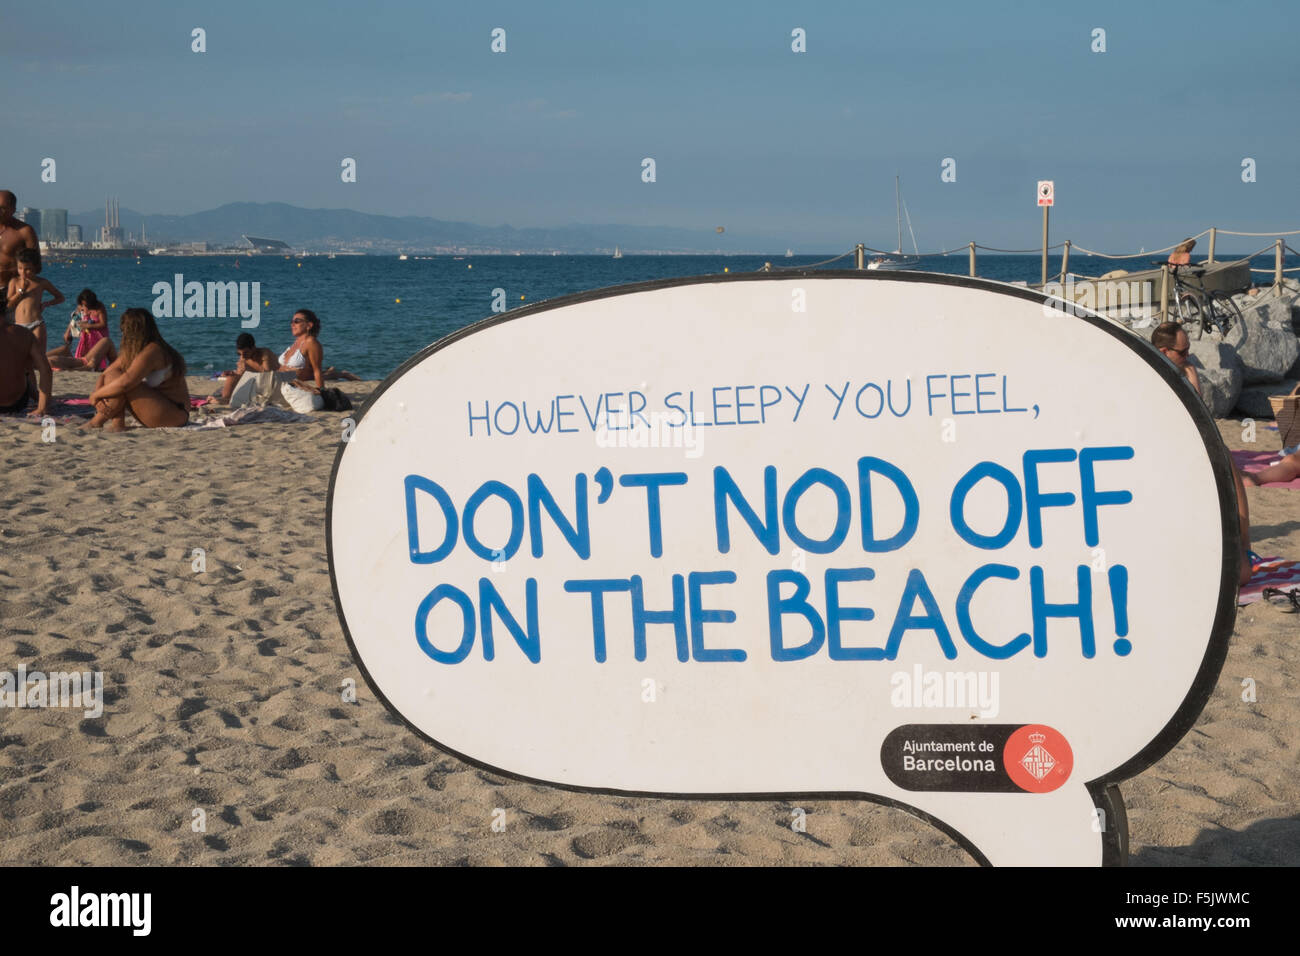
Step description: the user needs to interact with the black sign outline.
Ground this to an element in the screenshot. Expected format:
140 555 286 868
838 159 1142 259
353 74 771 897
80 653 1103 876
326 270 1237 867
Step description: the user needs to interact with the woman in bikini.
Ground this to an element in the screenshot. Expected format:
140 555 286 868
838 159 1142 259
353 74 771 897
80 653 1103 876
278 309 326 411
48 289 117 371
85 307 189 430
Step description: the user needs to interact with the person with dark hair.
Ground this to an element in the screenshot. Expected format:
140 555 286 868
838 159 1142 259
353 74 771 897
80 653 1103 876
211 331 279 404
0 190 40 285
1150 322 1199 394
5 247 63 352
48 289 115 370
1151 321 1253 585
277 309 326 411
85 308 189 430
278 309 359 387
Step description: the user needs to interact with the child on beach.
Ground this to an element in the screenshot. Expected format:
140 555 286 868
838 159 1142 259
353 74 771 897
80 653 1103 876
5 248 63 353
48 289 116 371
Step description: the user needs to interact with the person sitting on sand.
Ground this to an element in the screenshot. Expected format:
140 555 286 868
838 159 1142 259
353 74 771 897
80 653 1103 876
1168 237 1196 267
1151 322 1253 585
212 332 279 404
85 308 189 430
5 248 63 353
278 309 360 384
48 290 116 371
0 318 51 417
277 309 327 411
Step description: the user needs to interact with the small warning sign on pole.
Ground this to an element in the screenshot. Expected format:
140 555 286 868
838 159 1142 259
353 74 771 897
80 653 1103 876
1038 180 1055 207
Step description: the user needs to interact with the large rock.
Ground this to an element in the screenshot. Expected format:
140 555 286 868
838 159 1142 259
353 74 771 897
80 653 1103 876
1234 378 1299 419
1188 338 1244 418
1225 295 1300 384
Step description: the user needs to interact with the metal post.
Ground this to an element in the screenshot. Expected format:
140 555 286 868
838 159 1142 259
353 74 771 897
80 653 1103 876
1159 265 1170 323
969 242 976 278
1276 238 1284 292
1208 227 1216 264
1061 240 1071 282
1041 206 1050 286
855 243 864 270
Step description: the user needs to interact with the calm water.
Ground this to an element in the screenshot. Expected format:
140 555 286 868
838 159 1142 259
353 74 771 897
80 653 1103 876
37 252 1295 381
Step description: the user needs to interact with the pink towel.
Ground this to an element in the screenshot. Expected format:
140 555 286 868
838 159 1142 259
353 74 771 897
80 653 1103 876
1231 449 1300 489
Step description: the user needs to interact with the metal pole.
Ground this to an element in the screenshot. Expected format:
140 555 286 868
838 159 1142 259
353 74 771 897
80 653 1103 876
1208 227 1216 264
1041 206 1049 286
1276 238 1284 292
968 242 976 278
855 243 864 270
1061 240 1071 282
1160 265 1170 323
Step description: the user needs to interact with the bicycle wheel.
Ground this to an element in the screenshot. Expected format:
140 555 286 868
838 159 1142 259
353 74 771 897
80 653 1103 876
1207 291 1241 336
1175 293 1204 339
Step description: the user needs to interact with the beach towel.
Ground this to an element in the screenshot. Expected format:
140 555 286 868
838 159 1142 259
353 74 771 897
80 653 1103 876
232 369 296 408
191 405 315 428
1239 555 1300 605
1231 449 1300 489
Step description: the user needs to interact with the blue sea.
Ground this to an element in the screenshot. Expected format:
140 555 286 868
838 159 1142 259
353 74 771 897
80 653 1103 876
37 252 1296 381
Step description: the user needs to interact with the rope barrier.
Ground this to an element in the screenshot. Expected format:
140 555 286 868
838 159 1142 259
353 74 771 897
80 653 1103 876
1071 242 1178 259
1216 228 1300 237
769 228 1300 279
973 242 1068 253
763 249 857 271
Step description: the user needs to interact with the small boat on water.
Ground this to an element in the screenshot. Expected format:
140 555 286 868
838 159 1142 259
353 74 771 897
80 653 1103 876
867 175 921 271
785 248 794 258
612 246 623 259
398 254 409 260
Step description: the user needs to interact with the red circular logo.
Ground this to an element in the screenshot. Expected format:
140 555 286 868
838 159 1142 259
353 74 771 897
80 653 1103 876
1002 724 1073 793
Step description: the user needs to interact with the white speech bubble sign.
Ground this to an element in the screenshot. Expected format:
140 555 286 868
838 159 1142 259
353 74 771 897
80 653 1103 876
328 273 1236 866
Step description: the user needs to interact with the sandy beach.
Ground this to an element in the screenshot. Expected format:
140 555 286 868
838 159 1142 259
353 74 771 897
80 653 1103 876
0 370 1295 866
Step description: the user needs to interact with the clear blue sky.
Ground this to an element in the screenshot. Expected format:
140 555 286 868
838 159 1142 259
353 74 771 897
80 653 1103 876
4 0 1297 252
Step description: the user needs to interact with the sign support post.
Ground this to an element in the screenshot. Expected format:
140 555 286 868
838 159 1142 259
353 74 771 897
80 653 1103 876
1038 180 1055 286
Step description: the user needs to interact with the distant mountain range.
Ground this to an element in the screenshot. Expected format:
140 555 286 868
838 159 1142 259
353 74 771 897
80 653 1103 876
68 202 746 254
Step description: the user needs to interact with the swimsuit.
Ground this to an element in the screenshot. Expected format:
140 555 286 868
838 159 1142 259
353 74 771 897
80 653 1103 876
141 364 188 414
279 345 307 370
144 365 171 388
18 318 43 332
74 322 109 370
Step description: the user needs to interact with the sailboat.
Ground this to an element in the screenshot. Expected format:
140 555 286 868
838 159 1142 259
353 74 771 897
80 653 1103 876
785 248 794 258
867 175 921 271
612 246 623 259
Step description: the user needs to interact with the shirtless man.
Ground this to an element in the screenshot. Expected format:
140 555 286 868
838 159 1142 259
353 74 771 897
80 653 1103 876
212 332 279 404
0 320 51 417
0 191 40 286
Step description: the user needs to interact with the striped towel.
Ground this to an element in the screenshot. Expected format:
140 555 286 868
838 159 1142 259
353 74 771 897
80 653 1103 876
1239 555 1300 605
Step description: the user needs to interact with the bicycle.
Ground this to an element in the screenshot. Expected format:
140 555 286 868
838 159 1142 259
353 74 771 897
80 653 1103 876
1154 261 1242 340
